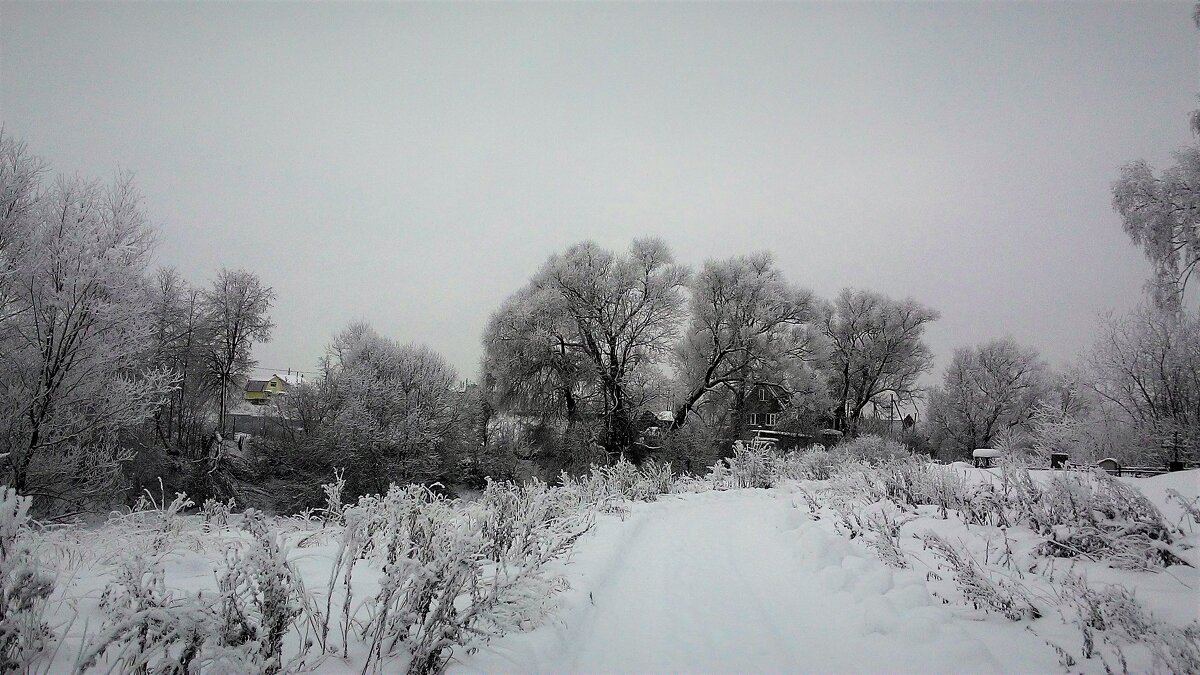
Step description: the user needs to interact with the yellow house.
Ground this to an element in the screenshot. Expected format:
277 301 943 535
243 375 289 404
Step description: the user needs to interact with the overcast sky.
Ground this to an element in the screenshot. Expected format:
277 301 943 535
2 2 1196 383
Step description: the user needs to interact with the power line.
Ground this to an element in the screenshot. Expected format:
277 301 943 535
247 365 320 375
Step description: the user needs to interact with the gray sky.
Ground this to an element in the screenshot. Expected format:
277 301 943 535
2 2 1196 383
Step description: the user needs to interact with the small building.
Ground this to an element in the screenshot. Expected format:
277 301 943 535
1096 458 1122 476
243 374 291 404
973 448 1001 468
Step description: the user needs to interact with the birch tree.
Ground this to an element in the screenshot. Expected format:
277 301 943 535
1112 144 1200 313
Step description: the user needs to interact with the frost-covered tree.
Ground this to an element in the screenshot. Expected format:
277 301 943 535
203 269 274 435
486 239 689 462
320 322 464 491
669 252 824 429
146 267 217 453
1112 145 1200 313
821 289 939 433
1084 305 1200 464
0 132 43 323
0 166 174 505
926 338 1051 456
482 284 595 428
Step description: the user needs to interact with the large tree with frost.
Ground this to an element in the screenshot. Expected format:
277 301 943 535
926 338 1051 455
1084 306 1199 463
821 289 939 433
319 322 464 492
482 283 595 428
0 134 174 504
669 252 824 429
1112 146 1199 313
146 266 218 453
484 239 689 461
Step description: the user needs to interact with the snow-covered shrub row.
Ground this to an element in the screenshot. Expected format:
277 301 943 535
796 452 1189 570
833 434 911 466
921 531 1042 621
697 440 839 489
557 458 674 508
780 449 1199 671
77 507 304 674
11 457 692 673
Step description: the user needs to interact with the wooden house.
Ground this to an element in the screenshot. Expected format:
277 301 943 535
243 374 290 404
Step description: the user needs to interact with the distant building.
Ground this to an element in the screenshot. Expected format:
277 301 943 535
243 373 298 404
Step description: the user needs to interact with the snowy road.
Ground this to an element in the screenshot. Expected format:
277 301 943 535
454 488 1057 674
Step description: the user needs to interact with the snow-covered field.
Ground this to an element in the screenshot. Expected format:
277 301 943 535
10 457 1200 674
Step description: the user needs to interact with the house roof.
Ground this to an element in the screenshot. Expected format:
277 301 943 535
245 380 269 392
752 382 791 400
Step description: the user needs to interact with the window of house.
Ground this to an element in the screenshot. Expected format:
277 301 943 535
759 387 768 401
749 413 759 426
765 413 777 428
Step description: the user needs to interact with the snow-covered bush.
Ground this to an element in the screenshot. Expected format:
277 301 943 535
864 507 914 568
558 458 674 508
201 497 235 532
835 434 909 466
710 440 777 489
358 482 583 674
321 468 347 525
0 488 54 671
78 549 228 673
787 448 837 481
1059 575 1200 672
477 478 592 564
922 532 1041 621
80 507 306 674
1020 469 1183 568
124 488 196 556
217 510 305 674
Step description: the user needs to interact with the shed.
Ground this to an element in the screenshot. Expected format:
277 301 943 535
972 448 1001 468
1096 458 1122 476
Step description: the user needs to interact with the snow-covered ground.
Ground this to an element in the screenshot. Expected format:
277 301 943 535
452 488 1057 674
18 465 1200 673
454 469 1199 674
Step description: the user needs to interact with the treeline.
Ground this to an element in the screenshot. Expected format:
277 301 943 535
479 243 939 475
1 95 1195 513
0 132 277 512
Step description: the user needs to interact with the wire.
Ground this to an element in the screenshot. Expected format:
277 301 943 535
246 365 320 375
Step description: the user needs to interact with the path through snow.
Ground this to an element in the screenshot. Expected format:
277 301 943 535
453 488 1059 674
